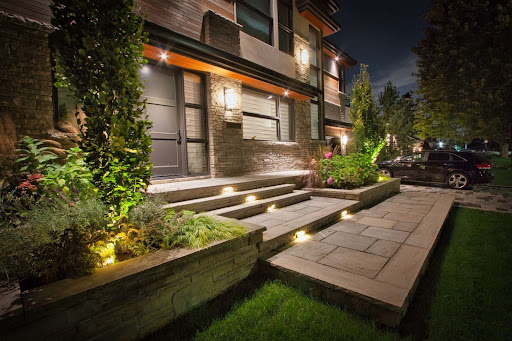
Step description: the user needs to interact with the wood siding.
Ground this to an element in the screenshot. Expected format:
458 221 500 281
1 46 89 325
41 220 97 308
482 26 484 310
324 73 340 105
0 0 234 40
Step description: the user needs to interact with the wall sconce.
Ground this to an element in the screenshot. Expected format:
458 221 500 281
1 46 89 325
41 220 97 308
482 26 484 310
341 135 348 145
300 49 309 65
224 88 236 110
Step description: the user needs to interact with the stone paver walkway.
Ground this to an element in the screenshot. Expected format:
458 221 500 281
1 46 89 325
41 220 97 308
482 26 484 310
265 191 455 326
400 184 512 213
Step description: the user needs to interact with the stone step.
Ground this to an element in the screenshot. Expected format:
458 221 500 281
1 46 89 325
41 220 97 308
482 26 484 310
149 172 302 203
258 198 360 254
162 184 296 213
206 190 312 220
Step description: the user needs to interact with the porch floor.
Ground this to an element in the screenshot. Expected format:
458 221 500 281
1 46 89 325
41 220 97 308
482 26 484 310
261 191 455 327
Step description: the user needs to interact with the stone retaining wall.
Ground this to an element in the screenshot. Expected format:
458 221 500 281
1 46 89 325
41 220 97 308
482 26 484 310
304 178 401 209
0 221 265 341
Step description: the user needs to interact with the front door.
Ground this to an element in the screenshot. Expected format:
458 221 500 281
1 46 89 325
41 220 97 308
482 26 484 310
140 64 184 178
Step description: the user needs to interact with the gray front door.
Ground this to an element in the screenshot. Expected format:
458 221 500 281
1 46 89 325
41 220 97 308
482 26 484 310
140 64 184 178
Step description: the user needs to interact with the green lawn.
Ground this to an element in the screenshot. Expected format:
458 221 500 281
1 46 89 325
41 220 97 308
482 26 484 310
146 208 512 341
491 169 512 186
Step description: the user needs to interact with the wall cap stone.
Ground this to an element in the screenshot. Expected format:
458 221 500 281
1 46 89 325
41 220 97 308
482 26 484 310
0 11 54 31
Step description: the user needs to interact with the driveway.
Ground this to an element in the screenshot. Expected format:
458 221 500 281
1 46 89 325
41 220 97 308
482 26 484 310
400 184 512 213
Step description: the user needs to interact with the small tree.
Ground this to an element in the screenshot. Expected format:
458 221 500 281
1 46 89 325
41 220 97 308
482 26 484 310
51 0 152 218
349 65 385 160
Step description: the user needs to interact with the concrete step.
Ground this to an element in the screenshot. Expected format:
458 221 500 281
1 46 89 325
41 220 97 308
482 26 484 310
149 172 303 203
257 198 360 254
162 184 296 213
206 190 312 220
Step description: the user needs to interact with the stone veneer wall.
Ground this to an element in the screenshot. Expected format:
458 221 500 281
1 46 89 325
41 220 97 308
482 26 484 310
0 12 54 177
1 223 264 341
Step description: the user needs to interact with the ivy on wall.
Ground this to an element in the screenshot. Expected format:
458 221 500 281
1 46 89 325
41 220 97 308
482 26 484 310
51 0 152 217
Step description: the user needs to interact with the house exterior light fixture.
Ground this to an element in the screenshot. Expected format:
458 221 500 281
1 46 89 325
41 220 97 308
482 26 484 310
160 52 168 60
341 135 348 145
335 56 339 61
284 90 289 96
300 49 308 65
224 88 236 110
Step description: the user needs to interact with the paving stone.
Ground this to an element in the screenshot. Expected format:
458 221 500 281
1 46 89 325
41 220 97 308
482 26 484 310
357 209 388 218
328 221 368 234
284 240 337 262
366 240 401 258
321 231 377 251
355 216 398 229
262 218 287 228
310 229 336 241
374 205 411 214
375 244 429 289
265 210 305 221
270 253 408 307
393 221 418 232
361 227 409 243
319 247 389 278
383 212 424 224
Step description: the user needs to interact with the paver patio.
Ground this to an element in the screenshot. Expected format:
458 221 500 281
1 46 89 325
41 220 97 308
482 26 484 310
262 191 455 327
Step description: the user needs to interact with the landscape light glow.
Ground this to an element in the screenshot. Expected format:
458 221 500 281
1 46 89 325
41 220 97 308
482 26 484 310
245 195 256 202
296 230 309 242
222 186 234 195
267 204 276 212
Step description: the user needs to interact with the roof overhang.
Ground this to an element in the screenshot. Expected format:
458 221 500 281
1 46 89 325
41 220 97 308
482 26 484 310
323 39 357 68
325 118 352 129
143 21 316 100
296 0 341 36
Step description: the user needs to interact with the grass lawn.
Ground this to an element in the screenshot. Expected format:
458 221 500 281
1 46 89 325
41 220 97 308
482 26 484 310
146 208 512 341
491 169 512 186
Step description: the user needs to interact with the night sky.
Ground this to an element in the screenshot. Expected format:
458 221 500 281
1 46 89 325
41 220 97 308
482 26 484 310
330 0 432 98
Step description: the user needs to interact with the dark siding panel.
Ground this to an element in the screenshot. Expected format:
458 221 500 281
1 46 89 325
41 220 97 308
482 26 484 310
0 0 52 23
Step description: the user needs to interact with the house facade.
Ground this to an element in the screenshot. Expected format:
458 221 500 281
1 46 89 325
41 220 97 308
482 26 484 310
0 0 355 180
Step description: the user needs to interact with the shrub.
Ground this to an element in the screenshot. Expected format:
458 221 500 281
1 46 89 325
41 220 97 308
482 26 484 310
0 198 108 285
319 153 379 189
491 157 511 170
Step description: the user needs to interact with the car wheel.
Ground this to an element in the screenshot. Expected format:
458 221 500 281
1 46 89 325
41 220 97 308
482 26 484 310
446 172 470 189
379 168 393 177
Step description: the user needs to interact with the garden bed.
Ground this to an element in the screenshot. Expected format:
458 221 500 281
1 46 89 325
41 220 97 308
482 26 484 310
304 178 401 209
0 219 265 341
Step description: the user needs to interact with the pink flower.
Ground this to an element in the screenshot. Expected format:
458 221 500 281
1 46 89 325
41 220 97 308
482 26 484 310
327 177 334 185
324 152 333 159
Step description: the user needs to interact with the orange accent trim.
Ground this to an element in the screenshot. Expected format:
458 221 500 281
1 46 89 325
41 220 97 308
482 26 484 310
300 10 336 37
144 44 311 101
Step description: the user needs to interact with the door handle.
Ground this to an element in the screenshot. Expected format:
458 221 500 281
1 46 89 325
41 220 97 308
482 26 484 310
177 129 182 145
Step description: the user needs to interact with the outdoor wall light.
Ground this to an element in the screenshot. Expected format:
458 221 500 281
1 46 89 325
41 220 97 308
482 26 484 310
284 90 289 96
300 49 309 65
224 88 236 110
341 135 348 145
335 56 339 62
160 52 168 60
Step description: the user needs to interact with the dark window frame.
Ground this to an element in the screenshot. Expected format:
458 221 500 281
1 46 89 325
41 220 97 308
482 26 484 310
236 0 273 46
278 0 293 55
309 25 321 89
242 86 295 142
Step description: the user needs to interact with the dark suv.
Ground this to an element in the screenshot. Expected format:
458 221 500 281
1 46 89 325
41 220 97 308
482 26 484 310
377 151 494 189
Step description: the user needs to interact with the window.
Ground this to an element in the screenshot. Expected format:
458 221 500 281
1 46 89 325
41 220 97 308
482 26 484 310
339 67 345 93
237 0 272 44
403 153 425 162
428 152 450 161
309 26 320 88
278 0 293 55
184 72 208 174
311 96 320 140
242 87 294 141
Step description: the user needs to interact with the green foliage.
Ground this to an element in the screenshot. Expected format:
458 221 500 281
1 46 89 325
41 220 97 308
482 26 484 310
170 212 246 249
491 157 511 170
0 198 108 284
349 65 385 160
379 82 416 154
15 136 58 173
51 0 152 217
319 153 379 189
41 147 96 201
413 0 512 152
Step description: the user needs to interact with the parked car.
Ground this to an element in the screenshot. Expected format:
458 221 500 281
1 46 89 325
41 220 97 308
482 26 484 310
377 151 494 189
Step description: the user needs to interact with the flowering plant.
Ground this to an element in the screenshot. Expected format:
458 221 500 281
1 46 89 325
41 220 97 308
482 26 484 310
319 152 379 189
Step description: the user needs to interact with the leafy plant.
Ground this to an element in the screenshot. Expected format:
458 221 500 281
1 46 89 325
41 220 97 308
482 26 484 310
16 136 58 173
51 0 152 218
319 153 379 189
